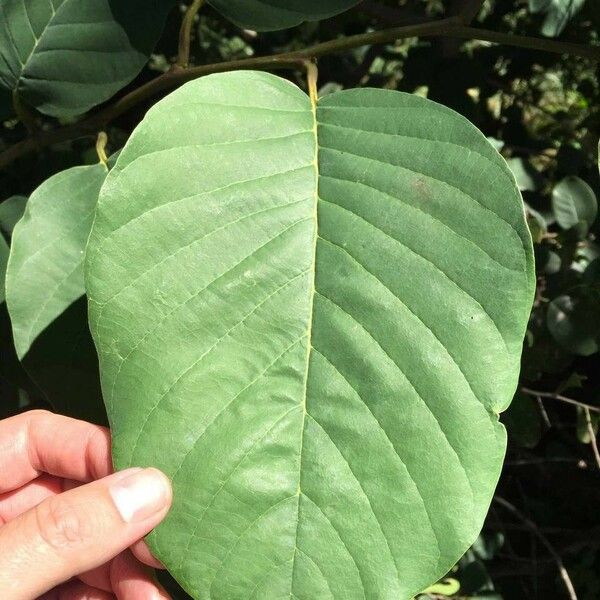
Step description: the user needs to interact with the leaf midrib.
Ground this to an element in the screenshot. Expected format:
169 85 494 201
289 82 320 597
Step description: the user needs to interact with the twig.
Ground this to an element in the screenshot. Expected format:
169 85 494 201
95 131 108 168
583 407 600 469
521 387 600 414
494 496 578 600
177 0 206 68
450 25 599 59
306 61 319 106
1 16 599 168
536 396 552 428
505 457 583 466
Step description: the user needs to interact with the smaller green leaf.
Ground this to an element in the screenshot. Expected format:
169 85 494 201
0 195 28 236
552 176 597 238
5 163 108 423
547 291 600 356
7 165 106 357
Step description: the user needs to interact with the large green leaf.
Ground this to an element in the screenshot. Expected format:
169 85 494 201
6 164 107 422
0 0 173 117
86 71 535 599
208 0 360 31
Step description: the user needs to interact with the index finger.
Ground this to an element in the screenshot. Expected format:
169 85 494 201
0 410 112 493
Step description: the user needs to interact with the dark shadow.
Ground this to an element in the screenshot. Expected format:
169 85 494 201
23 296 108 426
157 570 194 600
0 302 48 418
107 0 176 54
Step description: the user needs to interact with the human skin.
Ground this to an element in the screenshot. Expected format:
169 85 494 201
0 410 173 600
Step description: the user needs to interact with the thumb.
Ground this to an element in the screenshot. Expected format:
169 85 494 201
0 467 172 600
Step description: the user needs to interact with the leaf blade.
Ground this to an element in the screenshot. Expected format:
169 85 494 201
86 71 535 599
7 164 106 358
0 0 173 117
5 163 107 422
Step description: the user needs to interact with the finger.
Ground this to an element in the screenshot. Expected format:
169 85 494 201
79 562 112 592
0 474 62 524
39 580 116 600
111 551 171 600
130 539 165 569
0 467 172 600
0 410 112 493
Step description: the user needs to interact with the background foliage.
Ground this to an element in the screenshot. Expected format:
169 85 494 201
1 1 599 598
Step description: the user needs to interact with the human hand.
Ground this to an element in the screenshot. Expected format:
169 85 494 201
0 410 173 600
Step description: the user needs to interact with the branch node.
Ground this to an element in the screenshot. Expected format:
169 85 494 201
96 131 109 168
306 60 319 105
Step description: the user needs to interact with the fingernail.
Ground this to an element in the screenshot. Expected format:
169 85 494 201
110 468 171 523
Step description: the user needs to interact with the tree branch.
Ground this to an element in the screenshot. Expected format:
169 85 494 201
450 25 599 58
177 0 206 68
1 16 598 169
521 387 600 414
440 0 484 56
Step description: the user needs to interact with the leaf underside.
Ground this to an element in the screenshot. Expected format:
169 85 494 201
0 0 173 117
208 0 361 31
6 164 107 421
86 71 535 599
7 164 106 359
